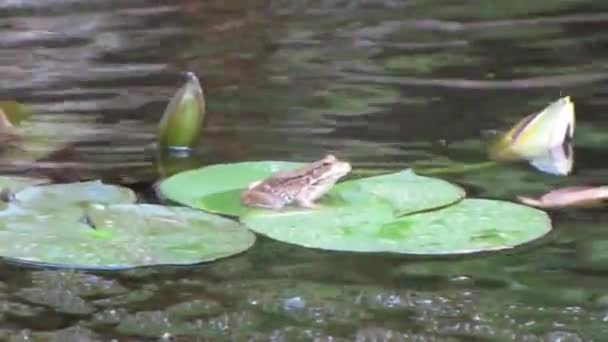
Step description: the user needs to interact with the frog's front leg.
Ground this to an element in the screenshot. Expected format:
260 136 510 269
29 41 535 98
241 189 287 210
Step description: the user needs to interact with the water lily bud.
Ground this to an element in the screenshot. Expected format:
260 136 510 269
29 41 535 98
158 72 206 150
489 96 575 162
0 109 12 130
0 101 32 127
528 140 573 176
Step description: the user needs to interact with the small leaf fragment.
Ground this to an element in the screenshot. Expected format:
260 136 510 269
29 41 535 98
517 186 608 209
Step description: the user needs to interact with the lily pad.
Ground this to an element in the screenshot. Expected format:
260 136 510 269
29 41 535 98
200 169 464 217
0 204 255 269
14 180 137 211
333 169 465 216
162 162 464 218
242 199 551 255
0 176 49 199
158 161 304 212
197 189 254 217
0 176 50 211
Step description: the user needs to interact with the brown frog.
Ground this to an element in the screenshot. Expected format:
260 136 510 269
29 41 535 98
240 154 351 210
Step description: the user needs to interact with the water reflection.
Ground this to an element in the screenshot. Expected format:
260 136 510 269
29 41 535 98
2 0 608 340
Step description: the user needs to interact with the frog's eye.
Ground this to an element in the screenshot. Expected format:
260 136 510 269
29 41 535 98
322 155 336 164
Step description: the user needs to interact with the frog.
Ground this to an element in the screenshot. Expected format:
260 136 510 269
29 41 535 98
240 154 351 210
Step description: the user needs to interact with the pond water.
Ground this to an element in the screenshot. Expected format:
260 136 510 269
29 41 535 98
2 0 608 340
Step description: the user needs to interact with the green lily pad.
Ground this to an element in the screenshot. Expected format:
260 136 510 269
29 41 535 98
242 199 551 255
0 201 85 224
0 176 49 196
334 169 465 216
197 189 253 217
0 176 50 211
158 161 304 213
0 204 255 269
162 161 464 218
14 180 137 211
203 169 464 217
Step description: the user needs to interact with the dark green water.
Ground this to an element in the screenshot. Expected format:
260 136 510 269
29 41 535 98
2 0 608 340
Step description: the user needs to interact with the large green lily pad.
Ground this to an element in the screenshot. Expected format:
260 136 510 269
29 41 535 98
161 162 464 218
0 176 50 211
200 169 464 217
242 199 551 255
158 161 304 212
14 180 136 211
159 161 550 255
0 204 255 269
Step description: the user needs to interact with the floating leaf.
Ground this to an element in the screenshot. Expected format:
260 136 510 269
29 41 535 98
242 199 551 255
158 72 206 150
0 176 50 198
333 169 465 216
14 180 136 211
158 161 304 215
0 204 255 269
161 162 464 218
198 189 255 217
489 96 575 163
517 186 608 209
